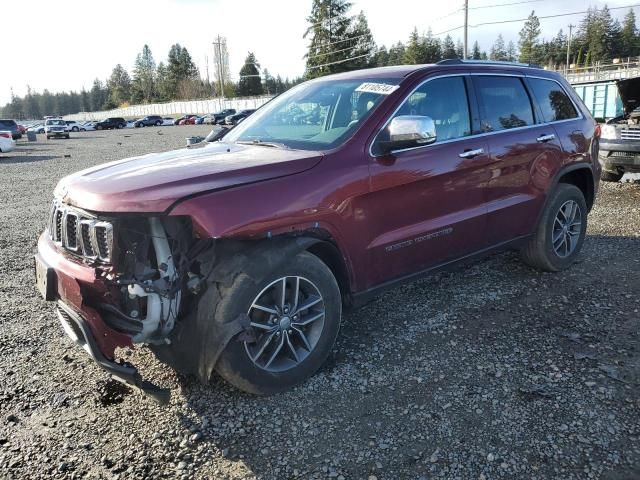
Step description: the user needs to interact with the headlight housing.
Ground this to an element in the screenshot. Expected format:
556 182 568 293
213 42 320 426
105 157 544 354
600 124 618 140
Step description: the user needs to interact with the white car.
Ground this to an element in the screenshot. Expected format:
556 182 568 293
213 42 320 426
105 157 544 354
65 121 86 132
28 123 45 134
81 121 96 131
44 119 70 139
162 117 175 126
0 131 16 153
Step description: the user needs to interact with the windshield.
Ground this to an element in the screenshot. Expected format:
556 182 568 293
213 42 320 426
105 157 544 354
224 78 399 150
46 119 65 126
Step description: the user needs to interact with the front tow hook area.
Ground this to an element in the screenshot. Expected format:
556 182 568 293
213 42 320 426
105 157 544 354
56 301 171 405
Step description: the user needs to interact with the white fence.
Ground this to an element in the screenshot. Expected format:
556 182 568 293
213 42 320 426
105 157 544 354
64 95 274 121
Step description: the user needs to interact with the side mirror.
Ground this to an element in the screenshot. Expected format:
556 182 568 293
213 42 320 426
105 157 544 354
379 115 437 154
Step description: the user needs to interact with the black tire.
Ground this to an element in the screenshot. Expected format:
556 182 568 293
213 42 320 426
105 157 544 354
96 125 102 130
72 126 79 132
155 120 162 126
117 124 123 129
520 183 588 272
215 251 341 394
601 170 623 182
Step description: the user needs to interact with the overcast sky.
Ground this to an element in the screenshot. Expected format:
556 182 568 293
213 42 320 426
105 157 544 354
2 0 638 106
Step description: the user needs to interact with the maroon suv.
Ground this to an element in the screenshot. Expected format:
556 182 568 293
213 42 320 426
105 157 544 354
35 60 600 403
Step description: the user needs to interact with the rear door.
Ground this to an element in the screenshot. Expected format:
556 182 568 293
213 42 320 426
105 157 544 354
472 74 565 246
366 75 492 285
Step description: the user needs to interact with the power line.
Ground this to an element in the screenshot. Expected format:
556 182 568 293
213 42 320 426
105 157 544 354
434 3 640 35
315 32 371 48
468 0 544 10
307 53 371 70
306 42 375 59
469 3 640 28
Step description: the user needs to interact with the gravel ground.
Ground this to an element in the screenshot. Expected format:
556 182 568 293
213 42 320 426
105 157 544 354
1 127 639 480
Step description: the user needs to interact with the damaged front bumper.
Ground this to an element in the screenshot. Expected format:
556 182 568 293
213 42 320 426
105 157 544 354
35 231 171 404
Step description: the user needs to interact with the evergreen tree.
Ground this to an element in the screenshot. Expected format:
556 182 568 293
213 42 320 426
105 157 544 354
423 29 442 63
304 0 354 78
620 9 638 57
490 34 508 61
387 41 406 65
349 11 376 69
441 35 457 59
472 40 482 60
237 52 264 96
403 28 426 64
155 62 170 102
456 39 464 59
518 11 541 63
131 45 156 103
89 79 108 111
507 41 517 62
372 45 389 66
107 64 131 107
166 44 199 99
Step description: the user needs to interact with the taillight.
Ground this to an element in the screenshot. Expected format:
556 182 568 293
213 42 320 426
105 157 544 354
0 132 11 139
594 123 601 139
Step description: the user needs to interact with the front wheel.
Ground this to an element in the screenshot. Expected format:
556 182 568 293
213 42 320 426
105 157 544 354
72 126 79 132
520 183 587 272
215 251 341 394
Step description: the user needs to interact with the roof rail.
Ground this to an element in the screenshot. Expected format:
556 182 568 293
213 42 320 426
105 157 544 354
436 59 541 68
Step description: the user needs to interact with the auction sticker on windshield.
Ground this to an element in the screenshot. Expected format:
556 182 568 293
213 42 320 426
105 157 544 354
355 82 399 95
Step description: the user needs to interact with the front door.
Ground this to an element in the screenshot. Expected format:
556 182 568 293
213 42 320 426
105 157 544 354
365 75 492 287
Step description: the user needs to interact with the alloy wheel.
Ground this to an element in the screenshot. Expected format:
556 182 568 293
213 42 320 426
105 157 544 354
245 276 325 372
552 200 582 258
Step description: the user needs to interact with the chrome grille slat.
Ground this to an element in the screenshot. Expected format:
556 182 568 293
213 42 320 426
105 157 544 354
620 128 640 140
48 201 113 263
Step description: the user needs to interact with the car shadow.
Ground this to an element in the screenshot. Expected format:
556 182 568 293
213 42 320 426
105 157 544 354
160 232 639 477
0 155 58 164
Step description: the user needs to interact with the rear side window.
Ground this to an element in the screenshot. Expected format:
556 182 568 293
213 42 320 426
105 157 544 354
528 78 578 122
475 76 534 132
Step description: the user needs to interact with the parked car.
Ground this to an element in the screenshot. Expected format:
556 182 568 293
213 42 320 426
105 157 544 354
64 121 85 132
28 123 45 134
225 109 255 125
0 119 22 139
44 118 70 139
134 115 164 127
162 117 175 126
183 115 198 125
195 115 208 125
598 77 640 181
95 117 127 130
210 109 236 124
17 124 27 135
0 131 16 153
34 61 600 403
174 115 191 125
81 121 96 131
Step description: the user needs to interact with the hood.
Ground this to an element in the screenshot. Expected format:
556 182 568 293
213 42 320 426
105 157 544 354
617 77 640 114
55 142 323 213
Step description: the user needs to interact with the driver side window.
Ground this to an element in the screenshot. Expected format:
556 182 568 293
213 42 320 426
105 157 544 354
387 76 471 144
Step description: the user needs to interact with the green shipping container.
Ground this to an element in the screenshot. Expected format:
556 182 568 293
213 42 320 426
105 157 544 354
572 81 624 121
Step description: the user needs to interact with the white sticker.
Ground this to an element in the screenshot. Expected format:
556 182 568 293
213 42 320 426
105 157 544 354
355 82 399 95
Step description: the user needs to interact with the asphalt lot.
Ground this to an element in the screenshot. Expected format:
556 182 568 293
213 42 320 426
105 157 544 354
0 127 639 479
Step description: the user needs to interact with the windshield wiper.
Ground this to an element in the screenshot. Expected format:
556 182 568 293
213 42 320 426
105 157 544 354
236 139 289 149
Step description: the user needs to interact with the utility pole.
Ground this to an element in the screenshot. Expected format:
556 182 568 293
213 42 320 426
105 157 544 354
566 24 574 71
205 55 210 86
463 0 469 59
212 36 226 99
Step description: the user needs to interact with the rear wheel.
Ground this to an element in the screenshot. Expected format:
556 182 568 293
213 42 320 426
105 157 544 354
155 120 162 126
520 183 587 272
72 126 79 132
601 170 623 182
215 251 341 394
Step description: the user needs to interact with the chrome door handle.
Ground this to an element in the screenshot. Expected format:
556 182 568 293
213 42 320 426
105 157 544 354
459 148 484 158
536 134 555 142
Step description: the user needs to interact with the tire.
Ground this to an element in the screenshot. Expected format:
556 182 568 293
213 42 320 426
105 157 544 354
215 251 341 394
46 136 50 140
155 121 162 126
65 135 70 139
72 126 79 132
520 183 588 272
96 125 102 130
117 124 123 129
601 170 623 182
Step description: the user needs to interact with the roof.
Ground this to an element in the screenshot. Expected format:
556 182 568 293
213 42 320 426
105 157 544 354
311 60 552 82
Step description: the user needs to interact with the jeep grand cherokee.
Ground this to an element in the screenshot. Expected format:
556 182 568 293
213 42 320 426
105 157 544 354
34 60 600 404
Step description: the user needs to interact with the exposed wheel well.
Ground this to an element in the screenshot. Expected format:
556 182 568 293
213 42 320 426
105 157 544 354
306 240 351 303
558 168 595 211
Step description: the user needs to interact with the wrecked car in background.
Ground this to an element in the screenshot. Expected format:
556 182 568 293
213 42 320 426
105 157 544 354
599 77 640 182
35 61 600 404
